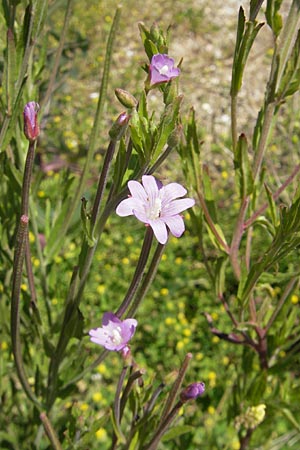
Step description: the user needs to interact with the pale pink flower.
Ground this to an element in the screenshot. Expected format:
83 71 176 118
149 54 180 85
89 312 137 351
116 175 195 244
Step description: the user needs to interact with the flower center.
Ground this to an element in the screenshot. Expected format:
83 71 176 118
148 197 162 220
110 326 122 345
158 64 169 75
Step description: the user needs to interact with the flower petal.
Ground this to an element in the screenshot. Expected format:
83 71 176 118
116 197 145 217
128 180 147 202
162 198 195 217
161 183 187 203
149 219 168 244
142 175 160 200
163 215 185 237
102 312 121 326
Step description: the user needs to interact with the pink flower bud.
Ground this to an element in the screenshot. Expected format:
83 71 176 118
23 102 40 142
180 382 205 402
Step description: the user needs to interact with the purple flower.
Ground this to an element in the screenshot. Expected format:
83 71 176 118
23 102 40 142
149 54 180 85
116 175 195 244
89 312 137 351
180 382 206 402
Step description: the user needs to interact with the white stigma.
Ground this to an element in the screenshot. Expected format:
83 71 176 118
158 64 169 75
148 197 162 220
110 326 122 345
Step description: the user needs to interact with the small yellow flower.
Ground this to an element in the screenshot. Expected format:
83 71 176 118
208 371 217 380
211 312 219 321
207 405 215 415
37 190 45 198
21 283 27 291
95 427 107 441
178 301 185 310
221 170 228 179
97 364 107 375
96 285 106 295
125 236 134 244
212 336 220 344
232 440 240 450
195 352 204 361
161 254 167 262
176 341 184 350
175 257 183 265
28 377 35 386
53 116 61 123
1 342 8 351
222 356 230 365
165 317 175 326
92 392 103 403
52 298 58 306
54 255 63 264
122 257 130 265
291 294 299 304
79 403 89 411
183 328 192 337
32 258 40 268
160 288 169 296
29 232 35 243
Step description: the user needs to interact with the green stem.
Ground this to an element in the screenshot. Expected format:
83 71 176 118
275 0 300 89
143 401 183 450
264 277 298 334
160 353 192 422
40 412 63 450
117 227 153 317
230 196 250 280
127 240 166 317
231 93 238 153
197 190 230 254
11 215 42 409
253 102 275 182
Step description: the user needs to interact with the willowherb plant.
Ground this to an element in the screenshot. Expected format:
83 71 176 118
2 0 300 449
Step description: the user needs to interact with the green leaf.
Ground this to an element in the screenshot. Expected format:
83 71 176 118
276 30 300 99
266 0 283 37
264 183 278 227
234 133 253 198
162 425 195 441
282 408 300 432
151 95 183 163
80 197 96 247
110 409 126 445
247 371 267 403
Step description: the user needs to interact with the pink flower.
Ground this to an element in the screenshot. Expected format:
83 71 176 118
116 175 195 244
89 312 137 351
23 102 40 141
149 54 180 85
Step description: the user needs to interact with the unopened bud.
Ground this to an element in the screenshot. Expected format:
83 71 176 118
109 112 130 141
167 124 182 148
115 89 138 109
180 382 205 402
23 102 40 142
